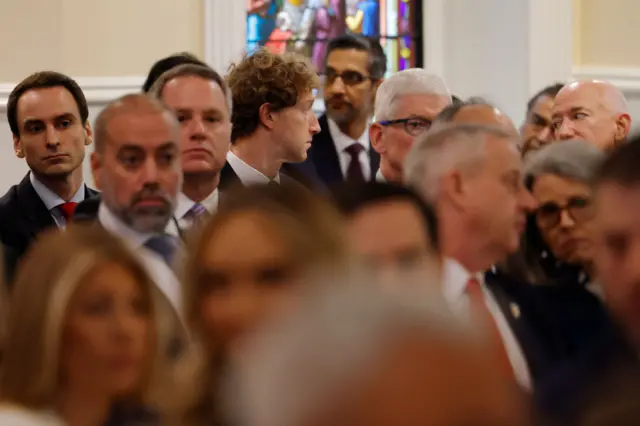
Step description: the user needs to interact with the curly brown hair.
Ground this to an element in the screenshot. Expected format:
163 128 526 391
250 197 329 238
226 48 320 142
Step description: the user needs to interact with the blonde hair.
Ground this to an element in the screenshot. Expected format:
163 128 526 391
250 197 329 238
171 184 348 426
0 225 173 408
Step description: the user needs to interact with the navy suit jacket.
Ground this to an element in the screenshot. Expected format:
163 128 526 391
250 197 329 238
535 320 636 423
0 173 98 284
484 270 571 384
306 114 380 188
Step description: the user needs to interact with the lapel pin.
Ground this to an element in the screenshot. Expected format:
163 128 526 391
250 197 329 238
510 303 521 319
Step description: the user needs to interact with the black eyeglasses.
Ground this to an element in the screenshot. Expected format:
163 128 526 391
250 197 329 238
536 196 595 229
378 117 432 137
323 69 372 86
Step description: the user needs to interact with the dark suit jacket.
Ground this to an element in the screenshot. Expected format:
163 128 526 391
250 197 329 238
0 173 98 284
535 321 636 424
484 271 571 385
219 161 309 192
306 114 380 187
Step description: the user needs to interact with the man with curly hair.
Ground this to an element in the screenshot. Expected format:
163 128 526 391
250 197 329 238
221 49 321 188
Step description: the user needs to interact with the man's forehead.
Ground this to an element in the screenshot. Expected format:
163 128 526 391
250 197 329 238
18 87 80 119
553 86 600 112
393 93 450 114
106 112 177 145
326 48 369 70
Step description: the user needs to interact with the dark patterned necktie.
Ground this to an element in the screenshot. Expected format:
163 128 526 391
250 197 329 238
345 143 365 182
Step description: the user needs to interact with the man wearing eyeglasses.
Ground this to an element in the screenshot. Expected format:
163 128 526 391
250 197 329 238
369 69 451 183
307 35 386 186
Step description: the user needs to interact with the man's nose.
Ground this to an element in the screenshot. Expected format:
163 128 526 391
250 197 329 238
556 119 575 140
45 125 60 146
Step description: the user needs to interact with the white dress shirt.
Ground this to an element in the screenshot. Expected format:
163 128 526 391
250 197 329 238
327 117 371 181
375 169 387 183
0 406 64 426
98 203 183 315
167 190 219 237
442 258 532 390
30 172 86 228
227 151 281 185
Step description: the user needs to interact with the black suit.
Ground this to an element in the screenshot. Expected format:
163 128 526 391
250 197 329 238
219 161 309 192
484 271 571 385
0 173 98 283
306 114 380 187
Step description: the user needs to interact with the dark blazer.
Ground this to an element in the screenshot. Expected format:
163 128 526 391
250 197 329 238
0 173 98 282
306 114 380 187
484 270 571 385
535 321 636 423
219 161 308 192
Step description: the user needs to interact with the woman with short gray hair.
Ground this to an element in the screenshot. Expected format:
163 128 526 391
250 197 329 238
498 140 611 360
523 139 603 282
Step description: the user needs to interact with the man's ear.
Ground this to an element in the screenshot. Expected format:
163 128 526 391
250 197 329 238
615 113 632 141
369 123 385 155
84 121 93 147
90 152 103 190
258 103 276 130
13 135 24 159
440 169 468 210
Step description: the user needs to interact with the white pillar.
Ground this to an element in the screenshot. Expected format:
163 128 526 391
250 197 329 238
423 0 574 124
203 0 247 74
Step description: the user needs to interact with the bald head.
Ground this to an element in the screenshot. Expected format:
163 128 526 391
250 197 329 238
551 80 631 151
434 101 518 135
90 93 182 234
94 93 178 152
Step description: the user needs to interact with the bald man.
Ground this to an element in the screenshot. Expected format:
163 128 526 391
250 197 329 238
551 80 631 151
78 93 184 313
433 99 518 134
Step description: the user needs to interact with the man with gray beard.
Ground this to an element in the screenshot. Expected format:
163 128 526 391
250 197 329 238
77 93 184 312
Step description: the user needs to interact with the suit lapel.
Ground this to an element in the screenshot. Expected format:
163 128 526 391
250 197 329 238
219 162 243 191
16 174 56 238
309 114 344 185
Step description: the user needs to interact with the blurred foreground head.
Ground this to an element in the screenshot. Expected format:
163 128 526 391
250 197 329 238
0 225 173 413
228 283 530 426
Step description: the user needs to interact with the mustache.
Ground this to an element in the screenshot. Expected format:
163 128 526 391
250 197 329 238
131 186 172 206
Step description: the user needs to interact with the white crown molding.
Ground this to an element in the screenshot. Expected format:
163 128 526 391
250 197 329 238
572 66 640 95
0 75 145 113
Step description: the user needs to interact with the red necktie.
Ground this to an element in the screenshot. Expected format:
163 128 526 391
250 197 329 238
466 277 515 381
58 202 78 221
345 143 365 182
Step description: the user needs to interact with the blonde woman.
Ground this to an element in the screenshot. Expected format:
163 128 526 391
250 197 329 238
0 225 174 426
170 184 348 426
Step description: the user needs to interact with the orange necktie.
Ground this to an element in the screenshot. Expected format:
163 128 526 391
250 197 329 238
466 277 515 381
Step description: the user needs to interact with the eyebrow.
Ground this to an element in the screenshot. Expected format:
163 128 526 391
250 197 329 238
23 112 76 125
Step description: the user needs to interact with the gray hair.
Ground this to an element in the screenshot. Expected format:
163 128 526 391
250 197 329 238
374 69 451 121
404 123 518 203
524 139 605 187
226 280 479 426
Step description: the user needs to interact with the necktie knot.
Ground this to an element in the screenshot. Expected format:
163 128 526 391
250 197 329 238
58 202 78 221
185 203 208 220
345 143 364 158
144 234 179 266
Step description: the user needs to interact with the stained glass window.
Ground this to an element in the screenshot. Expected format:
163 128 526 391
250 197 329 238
245 0 423 76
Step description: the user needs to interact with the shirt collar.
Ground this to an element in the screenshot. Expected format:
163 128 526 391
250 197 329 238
375 169 387 183
175 189 220 219
30 172 86 211
226 151 280 185
98 203 153 249
442 257 484 305
327 117 370 153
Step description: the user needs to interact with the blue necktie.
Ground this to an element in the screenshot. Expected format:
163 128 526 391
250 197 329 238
144 234 179 266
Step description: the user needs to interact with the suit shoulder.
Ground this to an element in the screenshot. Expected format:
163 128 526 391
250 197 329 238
0 184 20 212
